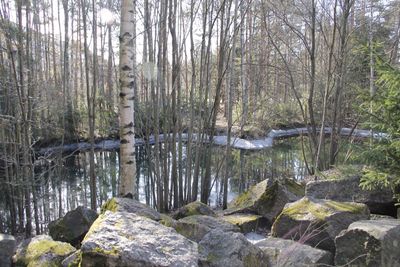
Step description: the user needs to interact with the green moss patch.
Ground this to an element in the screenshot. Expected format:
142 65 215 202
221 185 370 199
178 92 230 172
159 214 176 228
284 179 305 196
317 165 362 181
17 237 76 267
222 214 261 225
281 197 366 221
101 198 118 214
229 180 270 210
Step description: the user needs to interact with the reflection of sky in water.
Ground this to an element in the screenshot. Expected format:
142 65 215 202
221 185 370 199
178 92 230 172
1 138 335 232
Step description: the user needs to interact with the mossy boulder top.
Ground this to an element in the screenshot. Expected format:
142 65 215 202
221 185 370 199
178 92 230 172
49 206 98 247
221 214 269 234
335 219 400 267
175 215 240 242
198 229 269 267
14 235 76 267
80 211 198 267
171 201 216 220
272 197 370 253
101 197 161 221
226 178 305 223
306 166 396 216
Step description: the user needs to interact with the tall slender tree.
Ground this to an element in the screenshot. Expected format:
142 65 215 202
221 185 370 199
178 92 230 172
119 0 137 198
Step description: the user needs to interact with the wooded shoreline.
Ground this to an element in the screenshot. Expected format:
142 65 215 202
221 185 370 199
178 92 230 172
37 127 386 156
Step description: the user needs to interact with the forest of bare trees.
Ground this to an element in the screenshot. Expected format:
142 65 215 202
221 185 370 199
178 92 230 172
0 0 399 236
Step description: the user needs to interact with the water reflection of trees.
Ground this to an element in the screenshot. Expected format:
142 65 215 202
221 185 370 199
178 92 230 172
0 139 307 233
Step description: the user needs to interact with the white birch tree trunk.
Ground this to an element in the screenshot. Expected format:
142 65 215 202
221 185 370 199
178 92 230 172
119 0 137 198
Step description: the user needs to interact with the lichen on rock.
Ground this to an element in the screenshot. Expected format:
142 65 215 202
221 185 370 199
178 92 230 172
221 214 269 233
14 235 76 267
100 197 161 221
171 201 216 220
272 197 370 253
226 178 304 224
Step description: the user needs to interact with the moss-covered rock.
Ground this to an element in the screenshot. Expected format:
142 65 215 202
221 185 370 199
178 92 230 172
80 211 198 266
226 179 305 224
198 229 269 267
306 165 396 216
221 214 269 233
101 197 161 221
49 206 98 247
159 214 178 228
172 201 216 220
14 235 76 267
271 197 370 253
175 215 240 242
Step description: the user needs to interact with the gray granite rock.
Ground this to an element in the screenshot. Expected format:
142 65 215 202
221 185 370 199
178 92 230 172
80 211 198 267
0 234 16 267
101 197 161 221
172 201 216 220
335 219 400 267
49 206 98 246
198 229 269 267
306 168 396 216
271 197 370 253
255 237 333 266
226 179 304 224
175 215 240 242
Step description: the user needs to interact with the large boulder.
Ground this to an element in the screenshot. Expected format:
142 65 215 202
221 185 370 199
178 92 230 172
0 234 16 267
255 237 333 267
172 201 216 220
306 166 396 216
226 179 304 223
14 235 76 267
80 211 198 266
198 229 269 267
101 197 161 221
271 197 370 253
221 214 270 233
49 206 98 246
335 219 400 267
175 215 240 242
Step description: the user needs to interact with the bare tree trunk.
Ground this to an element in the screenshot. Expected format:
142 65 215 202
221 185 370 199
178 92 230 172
224 0 239 209
81 0 97 209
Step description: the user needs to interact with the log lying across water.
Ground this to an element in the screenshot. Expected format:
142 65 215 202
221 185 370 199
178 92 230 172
37 127 387 156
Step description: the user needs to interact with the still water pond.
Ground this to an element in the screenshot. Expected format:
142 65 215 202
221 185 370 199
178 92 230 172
0 138 363 232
